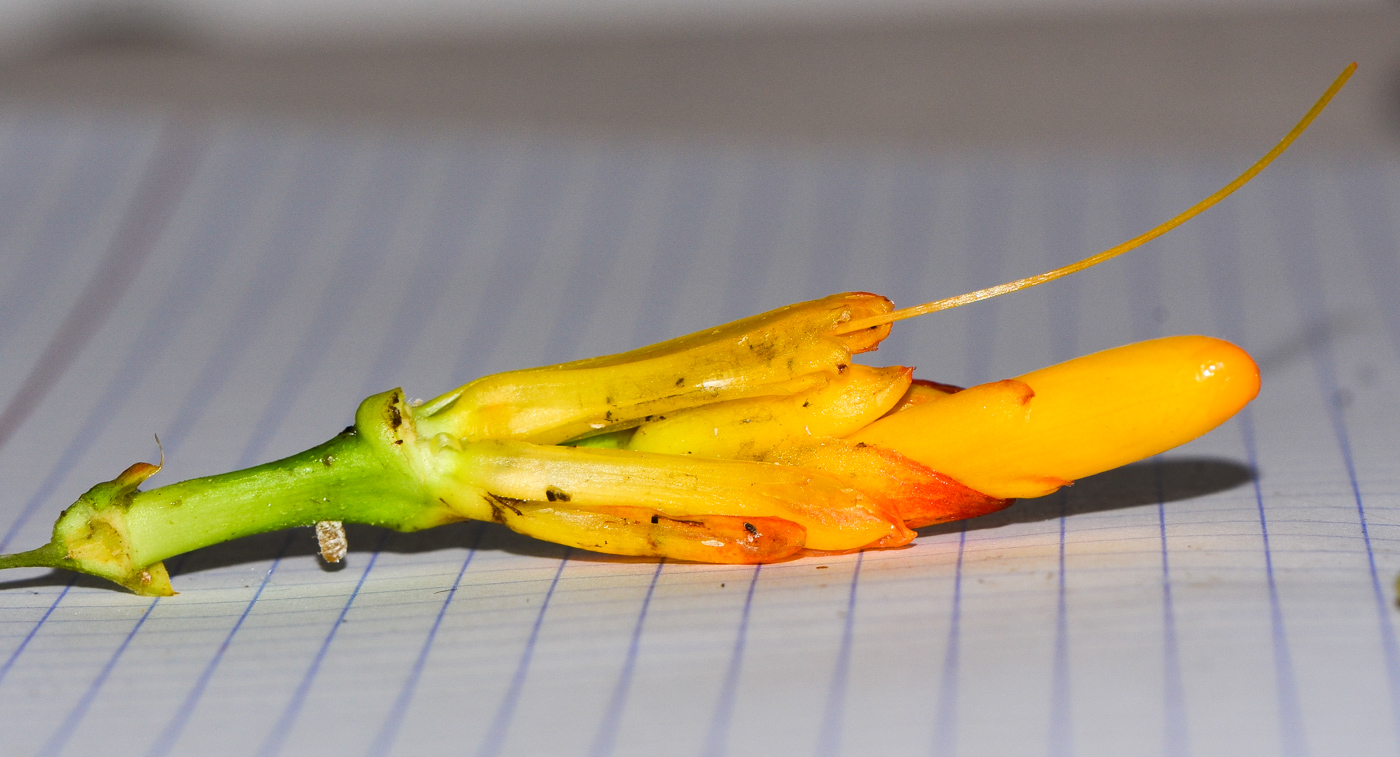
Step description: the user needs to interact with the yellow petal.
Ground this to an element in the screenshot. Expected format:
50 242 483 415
486 504 806 563
846 336 1260 499
414 293 893 445
437 439 910 551
625 365 912 459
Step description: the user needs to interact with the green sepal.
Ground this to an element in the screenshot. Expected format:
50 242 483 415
0 462 175 596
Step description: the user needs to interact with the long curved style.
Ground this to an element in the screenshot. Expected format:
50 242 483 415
0 65 1352 595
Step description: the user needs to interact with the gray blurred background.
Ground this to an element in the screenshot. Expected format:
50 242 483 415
0 0 1395 154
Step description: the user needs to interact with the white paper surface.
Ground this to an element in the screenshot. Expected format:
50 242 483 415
0 115 1398 757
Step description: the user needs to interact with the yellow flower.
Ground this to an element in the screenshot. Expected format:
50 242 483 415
0 64 1348 594
403 294 1258 562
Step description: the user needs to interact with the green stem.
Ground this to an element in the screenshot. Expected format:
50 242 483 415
0 542 67 572
121 429 446 566
0 389 460 595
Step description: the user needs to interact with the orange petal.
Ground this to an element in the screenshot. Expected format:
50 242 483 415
767 440 1012 529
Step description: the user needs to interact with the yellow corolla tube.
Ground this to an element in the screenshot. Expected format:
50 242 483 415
846 336 1260 499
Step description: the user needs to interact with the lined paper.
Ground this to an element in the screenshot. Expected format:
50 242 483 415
0 114 1398 757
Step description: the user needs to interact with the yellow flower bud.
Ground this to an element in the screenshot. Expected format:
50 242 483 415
847 336 1260 499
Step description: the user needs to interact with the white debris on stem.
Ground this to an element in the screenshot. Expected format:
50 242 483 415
316 520 348 563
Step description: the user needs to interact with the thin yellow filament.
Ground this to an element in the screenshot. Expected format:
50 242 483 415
837 62 1357 335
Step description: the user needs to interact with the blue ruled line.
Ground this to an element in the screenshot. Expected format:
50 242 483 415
1347 167 1400 364
925 164 1014 756
477 552 570 757
1041 160 1085 370
0 122 207 552
875 157 940 367
1200 194 1308 757
359 146 497 394
157 136 344 454
1119 166 1189 757
702 564 761 757
0 120 206 471
0 123 148 360
36 554 187 757
931 527 966 757
242 141 444 756
1242 409 1308 757
357 146 503 755
145 532 296 757
631 155 718 347
256 531 390 757
154 142 471 757
1048 492 1074 757
237 144 424 469
0 578 74 688
541 148 648 360
1157 460 1190 757
718 156 790 322
1271 168 1400 752
20 129 278 752
1043 161 1081 757
961 164 1012 386
798 158 865 298
37 595 162 757
377 141 587 755
816 552 864 757
588 559 666 757
0 125 210 747
137 140 368 751
1345 165 1400 751
0 121 76 289
0 130 267 553
366 524 486 757
448 143 577 383
3 129 313 757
